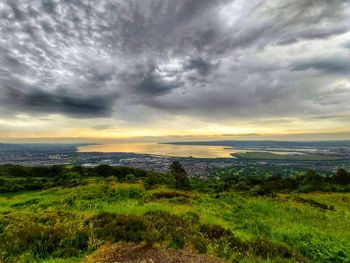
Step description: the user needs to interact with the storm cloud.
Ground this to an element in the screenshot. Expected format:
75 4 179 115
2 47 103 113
0 0 349 124
293 57 350 74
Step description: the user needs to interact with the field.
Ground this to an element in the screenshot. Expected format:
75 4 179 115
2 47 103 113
0 172 349 263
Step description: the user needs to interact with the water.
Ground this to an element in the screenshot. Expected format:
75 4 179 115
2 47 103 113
77 143 301 158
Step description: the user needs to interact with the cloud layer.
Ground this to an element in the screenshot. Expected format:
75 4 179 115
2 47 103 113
0 0 349 134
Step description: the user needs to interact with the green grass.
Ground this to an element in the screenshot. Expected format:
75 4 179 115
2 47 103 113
0 179 349 262
232 152 340 161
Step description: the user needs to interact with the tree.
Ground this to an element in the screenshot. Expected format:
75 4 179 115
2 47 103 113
170 161 190 190
93 164 115 177
126 174 136 182
334 168 350 185
300 170 322 185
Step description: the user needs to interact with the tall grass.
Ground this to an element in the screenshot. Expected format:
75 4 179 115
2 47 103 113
0 179 349 262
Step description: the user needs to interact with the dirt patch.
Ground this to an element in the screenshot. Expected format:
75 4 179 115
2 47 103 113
83 243 225 263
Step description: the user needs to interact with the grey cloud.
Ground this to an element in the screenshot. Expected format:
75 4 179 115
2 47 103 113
344 41 350 49
138 69 300 119
41 0 57 14
184 58 218 76
134 68 182 96
276 27 349 46
1 81 117 118
293 57 350 73
306 115 350 121
0 0 349 123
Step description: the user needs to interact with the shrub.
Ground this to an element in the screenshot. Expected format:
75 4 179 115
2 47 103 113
200 224 231 239
0 219 89 261
100 216 150 243
125 174 136 182
170 161 191 190
182 211 200 224
52 247 80 258
152 191 191 199
192 236 208 254
334 168 350 185
87 211 196 248
169 232 186 249
88 213 156 244
215 238 232 259
144 171 175 189
245 238 297 259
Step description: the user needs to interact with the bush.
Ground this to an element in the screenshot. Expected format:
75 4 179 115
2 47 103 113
334 168 350 185
245 238 297 259
152 191 191 199
200 224 231 239
0 221 89 261
144 171 175 189
169 232 186 249
182 211 200 224
87 211 202 249
125 174 136 182
192 236 208 254
215 238 232 259
98 216 150 243
170 161 191 190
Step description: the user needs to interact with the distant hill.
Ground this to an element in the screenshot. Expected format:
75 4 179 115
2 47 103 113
232 151 340 161
0 143 89 153
163 140 350 148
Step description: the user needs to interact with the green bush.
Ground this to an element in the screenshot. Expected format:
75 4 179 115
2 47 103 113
200 224 231 239
169 232 186 249
192 236 208 254
245 238 297 259
182 211 200 224
0 220 89 261
144 171 175 189
152 191 191 199
125 174 136 182
170 161 191 190
334 168 350 185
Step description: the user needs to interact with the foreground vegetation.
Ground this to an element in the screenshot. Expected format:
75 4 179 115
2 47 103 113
0 164 349 262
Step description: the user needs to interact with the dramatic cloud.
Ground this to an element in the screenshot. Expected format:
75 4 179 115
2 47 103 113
0 0 349 136
293 56 350 74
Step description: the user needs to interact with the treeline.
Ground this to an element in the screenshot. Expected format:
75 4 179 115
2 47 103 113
0 163 350 194
192 168 350 194
0 164 148 193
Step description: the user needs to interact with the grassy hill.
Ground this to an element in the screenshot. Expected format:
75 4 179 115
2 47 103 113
0 164 349 262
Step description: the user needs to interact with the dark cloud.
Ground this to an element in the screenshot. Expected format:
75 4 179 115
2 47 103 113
0 0 349 123
184 58 218 76
276 27 349 46
1 82 117 118
293 57 350 73
135 68 181 96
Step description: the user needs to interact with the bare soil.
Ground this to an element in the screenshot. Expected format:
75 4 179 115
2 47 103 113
83 243 225 263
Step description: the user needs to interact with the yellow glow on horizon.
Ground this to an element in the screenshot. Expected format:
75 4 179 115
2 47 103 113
0 113 349 141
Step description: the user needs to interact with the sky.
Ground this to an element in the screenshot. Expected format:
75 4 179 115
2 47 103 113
0 0 350 142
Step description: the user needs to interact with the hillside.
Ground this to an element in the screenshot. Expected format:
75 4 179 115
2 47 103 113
0 164 349 262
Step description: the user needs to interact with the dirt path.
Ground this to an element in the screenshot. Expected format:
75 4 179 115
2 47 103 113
83 243 225 263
